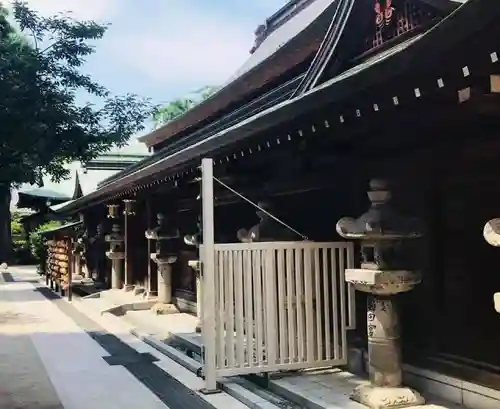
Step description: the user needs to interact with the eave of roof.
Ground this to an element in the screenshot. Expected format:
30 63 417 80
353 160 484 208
40 220 83 237
100 73 304 189
18 188 71 200
55 0 493 215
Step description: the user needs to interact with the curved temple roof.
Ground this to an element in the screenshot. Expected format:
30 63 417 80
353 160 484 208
56 0 492 214
228 0 338 82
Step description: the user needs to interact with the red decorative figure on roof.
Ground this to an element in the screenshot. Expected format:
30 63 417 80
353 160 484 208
375 0 395 29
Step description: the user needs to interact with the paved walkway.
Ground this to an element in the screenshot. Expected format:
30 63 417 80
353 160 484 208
0 268 247 409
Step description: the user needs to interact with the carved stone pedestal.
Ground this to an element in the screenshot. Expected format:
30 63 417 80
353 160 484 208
188 259 202 332
106 251 125 290
150 254 179 315
346 270 424 409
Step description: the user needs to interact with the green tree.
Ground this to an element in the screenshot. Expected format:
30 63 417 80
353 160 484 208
10 211 23 238
0 2 155 261
29 220 62 266
153 85 218 128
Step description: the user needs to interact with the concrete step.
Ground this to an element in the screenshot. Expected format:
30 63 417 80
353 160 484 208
83 289 156 315
131 329 297 409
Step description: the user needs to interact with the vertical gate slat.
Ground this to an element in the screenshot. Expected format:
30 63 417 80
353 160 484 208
331 247 340 360
225 250 235 367
216 250 225 369
314 247 323 361
243 250 254 368
338 246 347 361
295 248 305 362
264 249 277 366
323 248 332 361
253 249 264 364
285 249 296 363
277 249 287 364
234 250 246 367
346 243 356 330
304 248 315 364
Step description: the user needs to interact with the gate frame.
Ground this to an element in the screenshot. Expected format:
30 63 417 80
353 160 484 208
201 158 218 394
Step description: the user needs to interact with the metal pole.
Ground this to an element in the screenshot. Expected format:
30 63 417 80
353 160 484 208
201 158 218 394
124 207 129 290
146 200 152 295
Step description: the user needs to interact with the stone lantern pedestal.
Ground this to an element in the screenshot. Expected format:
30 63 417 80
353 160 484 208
345 269 423 408
105 224 125 290
184 225 202 333
188 259 202 332
146 213 180 315
337 180 424 409
150 253 179 315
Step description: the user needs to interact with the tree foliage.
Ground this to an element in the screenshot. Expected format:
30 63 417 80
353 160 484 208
0 2 155 186
153 85 218 128
10 211 23 237
0 2 156 261
29 220 62 267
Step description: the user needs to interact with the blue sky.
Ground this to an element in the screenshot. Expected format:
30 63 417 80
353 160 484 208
22 0 288 106
10 0 288 204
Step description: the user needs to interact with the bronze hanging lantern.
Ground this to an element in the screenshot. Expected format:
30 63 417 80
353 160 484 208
123 199 136 216
107 204 120 219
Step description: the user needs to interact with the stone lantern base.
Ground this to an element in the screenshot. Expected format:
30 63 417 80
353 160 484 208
188 259 202 332
151 303 180 315
150 255 179 315
351 385 424 409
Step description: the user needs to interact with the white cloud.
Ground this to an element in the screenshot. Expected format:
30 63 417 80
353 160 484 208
14 0 118 20
114 21 254 89
103 2 287 92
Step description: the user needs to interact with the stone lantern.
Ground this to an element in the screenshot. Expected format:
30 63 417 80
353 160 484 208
105 204 125 290
483 219 500 312
145 213 180 315
237 200 295 242
336 179 424 409
184 215 202 332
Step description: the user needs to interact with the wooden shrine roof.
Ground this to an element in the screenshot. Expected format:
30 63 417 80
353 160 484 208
138 0 339 149
55 0 496 214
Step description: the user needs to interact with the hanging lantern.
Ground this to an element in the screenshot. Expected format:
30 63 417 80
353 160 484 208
107 204 120 219
123 199 136 216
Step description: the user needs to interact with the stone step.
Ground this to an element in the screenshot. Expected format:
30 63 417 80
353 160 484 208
268 369 468 409
131 328 295 409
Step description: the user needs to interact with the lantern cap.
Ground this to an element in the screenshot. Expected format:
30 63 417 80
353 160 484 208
336 179 423 240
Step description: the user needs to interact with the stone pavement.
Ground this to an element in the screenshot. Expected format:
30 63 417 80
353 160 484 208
0 268 249 409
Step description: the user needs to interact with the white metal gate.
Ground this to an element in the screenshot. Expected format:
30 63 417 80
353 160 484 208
200 241 355 387
199 158 356 391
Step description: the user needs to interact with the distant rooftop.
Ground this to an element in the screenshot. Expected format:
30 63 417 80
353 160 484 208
12 140 151 210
